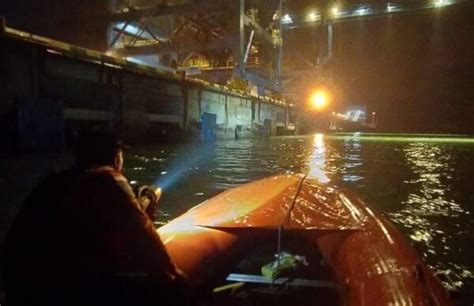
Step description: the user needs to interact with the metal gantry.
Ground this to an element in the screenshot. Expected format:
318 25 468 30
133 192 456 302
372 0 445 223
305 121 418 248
106 0 468 97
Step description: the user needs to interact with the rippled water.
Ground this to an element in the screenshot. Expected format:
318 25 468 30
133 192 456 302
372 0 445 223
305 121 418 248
124 134 474 294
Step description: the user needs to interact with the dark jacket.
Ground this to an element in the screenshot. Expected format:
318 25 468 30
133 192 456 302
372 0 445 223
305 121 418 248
3 167 187 306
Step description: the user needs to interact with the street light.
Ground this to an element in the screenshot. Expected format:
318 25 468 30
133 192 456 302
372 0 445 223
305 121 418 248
372 112 376 124
282 14 293 24
310 90 329 110
331 5 341 17
307 10 320 22
434 0 452 7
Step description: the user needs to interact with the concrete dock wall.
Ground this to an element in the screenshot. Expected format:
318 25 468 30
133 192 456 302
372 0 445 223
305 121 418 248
0 27 295 150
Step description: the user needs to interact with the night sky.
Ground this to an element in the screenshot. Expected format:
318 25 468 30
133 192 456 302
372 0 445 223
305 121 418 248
328 2 474 133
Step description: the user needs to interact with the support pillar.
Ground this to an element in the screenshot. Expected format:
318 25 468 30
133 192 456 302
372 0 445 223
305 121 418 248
0 16 6 33
225 94 228 133
198 88 202 117
238 0 245 78
181 83 189 131
327 21 333 57
276 0 283 89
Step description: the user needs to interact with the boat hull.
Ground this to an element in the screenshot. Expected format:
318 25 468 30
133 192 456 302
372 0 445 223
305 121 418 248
158 175 451 305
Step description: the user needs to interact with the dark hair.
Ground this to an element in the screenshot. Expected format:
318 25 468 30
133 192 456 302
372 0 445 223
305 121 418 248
75 129 123 168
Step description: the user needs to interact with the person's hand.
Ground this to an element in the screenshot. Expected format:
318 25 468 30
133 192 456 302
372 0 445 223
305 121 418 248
153 187 162 204
135 185 161 219
144 187 161 219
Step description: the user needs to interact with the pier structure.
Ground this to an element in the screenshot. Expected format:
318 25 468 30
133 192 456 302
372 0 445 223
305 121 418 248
0 0 467 149
0 25 295 152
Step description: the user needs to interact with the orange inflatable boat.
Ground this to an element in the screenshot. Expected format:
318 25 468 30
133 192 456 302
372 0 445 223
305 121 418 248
158 174 452 306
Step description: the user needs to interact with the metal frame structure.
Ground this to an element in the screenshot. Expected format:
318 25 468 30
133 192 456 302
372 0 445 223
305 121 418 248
106 0 468 97
107 0 284 94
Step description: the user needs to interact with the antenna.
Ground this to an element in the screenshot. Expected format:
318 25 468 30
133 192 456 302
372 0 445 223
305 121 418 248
273 174 308 285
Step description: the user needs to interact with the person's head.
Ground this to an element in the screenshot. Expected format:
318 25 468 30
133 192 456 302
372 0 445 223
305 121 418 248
75 129 125 171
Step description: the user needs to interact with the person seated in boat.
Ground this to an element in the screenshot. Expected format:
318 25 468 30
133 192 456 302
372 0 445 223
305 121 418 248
3 129 190 306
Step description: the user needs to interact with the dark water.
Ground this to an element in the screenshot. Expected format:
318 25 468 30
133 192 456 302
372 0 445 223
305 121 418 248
124 134 474 295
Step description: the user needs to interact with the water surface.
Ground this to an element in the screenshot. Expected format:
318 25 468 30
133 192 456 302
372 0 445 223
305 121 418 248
124 134 474 294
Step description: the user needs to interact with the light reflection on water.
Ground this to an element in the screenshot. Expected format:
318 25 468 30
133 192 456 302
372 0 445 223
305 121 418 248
306 134 330 183
125 134 474 293
342 135 364 183
388 142 471 291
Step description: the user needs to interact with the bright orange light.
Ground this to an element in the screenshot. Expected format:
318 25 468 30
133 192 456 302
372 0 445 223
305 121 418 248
310 90 329 110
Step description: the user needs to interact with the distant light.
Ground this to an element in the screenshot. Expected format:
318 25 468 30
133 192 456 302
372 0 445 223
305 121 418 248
386 3 399 12
282 14 293 24
126 56 147 65
372 112 376 115
331 5 341 17
433 0 453 7
310 90 329 110
354 6 371 15
115 22 140 34
306 11 320 22
46 49 62 55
